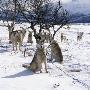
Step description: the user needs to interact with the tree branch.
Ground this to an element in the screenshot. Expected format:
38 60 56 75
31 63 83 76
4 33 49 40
52 24 64 38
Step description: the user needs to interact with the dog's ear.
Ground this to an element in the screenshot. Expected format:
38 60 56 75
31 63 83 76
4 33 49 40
35 34 41 40
38 36 41 40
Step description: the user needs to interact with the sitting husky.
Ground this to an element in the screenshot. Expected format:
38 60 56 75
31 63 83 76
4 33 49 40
49 35 63 63
23 35 48 73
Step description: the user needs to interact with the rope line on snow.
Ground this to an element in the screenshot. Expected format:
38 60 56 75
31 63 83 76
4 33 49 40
51 62 90 90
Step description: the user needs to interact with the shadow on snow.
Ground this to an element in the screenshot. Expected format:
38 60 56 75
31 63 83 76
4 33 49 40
2 69 34 78
0 49 9 53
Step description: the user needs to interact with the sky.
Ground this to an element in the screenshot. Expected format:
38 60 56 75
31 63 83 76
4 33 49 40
51 0 72 3
53 0 90 4
51 0 90 14
61 0 90 14
61 0 72 3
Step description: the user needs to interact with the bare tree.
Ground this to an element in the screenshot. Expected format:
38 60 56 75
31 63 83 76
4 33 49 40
17 0 69 70
0 0 69 71
0 0 18 43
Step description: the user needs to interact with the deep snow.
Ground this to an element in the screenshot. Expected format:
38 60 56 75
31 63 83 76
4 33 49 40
0 23 90 90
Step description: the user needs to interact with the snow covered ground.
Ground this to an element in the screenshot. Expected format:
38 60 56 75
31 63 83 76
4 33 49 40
0 23 90 90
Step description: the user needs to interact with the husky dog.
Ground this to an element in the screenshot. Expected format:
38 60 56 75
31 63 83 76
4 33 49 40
77 32 83 41
23 35 48 73
10 31 21 50
18 29 26 42
27 31 33 44
9 27 26 51
49 36 63 63
7 23 14 43
44 32 50 43
39 30 50 43
61 33 67 42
